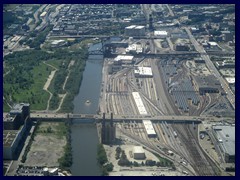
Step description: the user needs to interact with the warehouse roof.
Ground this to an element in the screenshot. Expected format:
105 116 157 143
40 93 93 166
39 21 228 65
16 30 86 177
133 146 145 154
132 92 147 115
225 77 235 84
134 67 153 77
154 31 168 36
114 55 134 62
208 41 218 46
212 125 235 156
135 26 145 29
125 25 137 29
125 25 145 29
142 120 156 135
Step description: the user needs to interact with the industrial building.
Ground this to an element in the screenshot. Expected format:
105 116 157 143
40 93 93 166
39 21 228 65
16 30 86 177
133 146 146 159
126 44 143 54
221 31 234 42
3 124 27 160
216 60 235 69
212 125 235 163
154 31 168 38
134 67 153 78
175 43 190 51
101 113 116 144
3 103 31 160
51 40 67 48
194 58 205 64
4 103 30 130
4 114 20 130
132 92 148 115
142 120 156 137
225 77 235 85
113 55 134 65
124 25 145 36
193 75 220 95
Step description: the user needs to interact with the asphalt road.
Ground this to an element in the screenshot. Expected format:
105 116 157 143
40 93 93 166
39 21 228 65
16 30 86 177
185 27 235 109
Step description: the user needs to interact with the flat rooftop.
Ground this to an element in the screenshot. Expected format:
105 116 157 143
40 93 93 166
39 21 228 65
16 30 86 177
212 125 235 156
225 77 235 84
142 120 156 135
134 67 153 76
132 92 147 115
114 55 134 62
3 130 18 147
3 113 17 122
10 103 29 114
194 75 221 88
133 146 145 154
154 31 168 36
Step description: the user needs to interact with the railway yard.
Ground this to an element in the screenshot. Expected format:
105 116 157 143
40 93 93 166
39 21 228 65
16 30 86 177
3 4 235 177
100 56 233 117
98 51 235 176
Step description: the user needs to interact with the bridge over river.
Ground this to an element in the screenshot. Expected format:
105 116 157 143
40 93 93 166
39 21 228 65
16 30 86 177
28 112 220 123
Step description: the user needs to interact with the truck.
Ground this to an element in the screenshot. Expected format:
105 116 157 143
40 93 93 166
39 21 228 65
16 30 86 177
173 131 178 138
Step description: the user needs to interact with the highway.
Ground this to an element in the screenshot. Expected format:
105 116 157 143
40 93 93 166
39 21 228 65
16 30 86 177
185 27 235 109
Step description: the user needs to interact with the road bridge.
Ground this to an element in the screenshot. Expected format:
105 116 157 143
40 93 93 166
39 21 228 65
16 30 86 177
29 112 221 123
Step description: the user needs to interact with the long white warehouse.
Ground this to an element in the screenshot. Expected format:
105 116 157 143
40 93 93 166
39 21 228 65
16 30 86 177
142 120 156 137
132 92 147 115
134 67 153 78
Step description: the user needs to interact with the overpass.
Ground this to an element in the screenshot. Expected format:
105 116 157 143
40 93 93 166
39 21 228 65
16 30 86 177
29 112 221 123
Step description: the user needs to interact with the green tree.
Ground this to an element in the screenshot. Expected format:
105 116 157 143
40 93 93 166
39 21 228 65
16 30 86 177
105 163 114 172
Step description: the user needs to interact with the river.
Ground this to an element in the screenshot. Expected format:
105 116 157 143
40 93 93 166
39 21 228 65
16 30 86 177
70 43 103 176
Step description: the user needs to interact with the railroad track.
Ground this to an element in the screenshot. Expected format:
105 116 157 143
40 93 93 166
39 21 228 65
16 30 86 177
174 124 216 175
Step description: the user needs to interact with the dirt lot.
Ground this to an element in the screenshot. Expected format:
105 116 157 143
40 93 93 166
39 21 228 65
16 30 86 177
24 122 67 167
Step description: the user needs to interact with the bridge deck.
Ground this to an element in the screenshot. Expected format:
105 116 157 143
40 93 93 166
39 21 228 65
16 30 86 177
26 113 218 122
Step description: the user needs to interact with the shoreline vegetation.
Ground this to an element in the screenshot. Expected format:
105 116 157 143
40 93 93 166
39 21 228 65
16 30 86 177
3 38 93 113
97 144 114 176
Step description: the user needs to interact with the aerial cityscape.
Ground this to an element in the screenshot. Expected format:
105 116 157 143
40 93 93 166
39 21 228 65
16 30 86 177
3 4 235 176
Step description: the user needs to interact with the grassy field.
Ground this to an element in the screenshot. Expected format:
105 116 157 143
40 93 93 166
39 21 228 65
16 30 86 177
4 39 88 112
3 103 11 112
3 62 54 111
47 59 63 69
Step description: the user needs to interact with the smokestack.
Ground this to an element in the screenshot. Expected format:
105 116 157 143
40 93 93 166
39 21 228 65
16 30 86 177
110 112 113 127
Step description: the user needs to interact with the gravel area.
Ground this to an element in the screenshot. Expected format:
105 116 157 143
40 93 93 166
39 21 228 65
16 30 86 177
24 122 66 167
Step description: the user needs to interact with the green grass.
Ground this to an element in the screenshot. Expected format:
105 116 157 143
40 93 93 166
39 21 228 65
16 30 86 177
4 62 54 110
47 59 63 69
4 39 88 112
35 122 67 139
3 103 11 112
153 152 174 166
